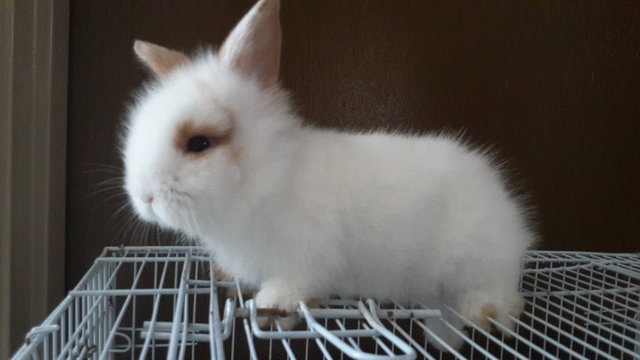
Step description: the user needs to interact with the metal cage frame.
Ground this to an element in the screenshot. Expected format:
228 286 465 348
12 247 640 360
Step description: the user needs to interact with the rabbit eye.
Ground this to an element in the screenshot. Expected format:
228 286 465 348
175 121 230 155
186 136 212 153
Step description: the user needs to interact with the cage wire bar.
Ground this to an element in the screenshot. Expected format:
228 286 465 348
11 246 640 360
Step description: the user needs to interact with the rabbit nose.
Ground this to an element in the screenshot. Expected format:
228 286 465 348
143 195 154 204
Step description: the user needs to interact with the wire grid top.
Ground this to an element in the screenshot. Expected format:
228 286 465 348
11 247 640 360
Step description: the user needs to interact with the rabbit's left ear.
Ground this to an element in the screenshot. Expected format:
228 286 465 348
133 40 188 77
218 0 281 88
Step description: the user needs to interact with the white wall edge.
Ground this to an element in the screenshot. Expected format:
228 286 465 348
0 1 69 357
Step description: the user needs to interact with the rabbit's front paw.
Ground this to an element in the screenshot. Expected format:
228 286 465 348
254 280 309 331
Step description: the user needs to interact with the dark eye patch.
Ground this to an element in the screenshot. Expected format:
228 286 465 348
186 136 215 153
175 120 232 157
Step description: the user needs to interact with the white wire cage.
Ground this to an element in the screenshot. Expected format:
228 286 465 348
12 246 640 360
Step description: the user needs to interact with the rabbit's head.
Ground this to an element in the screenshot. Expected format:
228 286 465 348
123 0 296 236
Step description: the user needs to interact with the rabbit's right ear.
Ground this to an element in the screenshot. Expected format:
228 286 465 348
218 0 281 88
133 40 188 77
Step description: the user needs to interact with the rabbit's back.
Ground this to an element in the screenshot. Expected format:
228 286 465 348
281 129 533 302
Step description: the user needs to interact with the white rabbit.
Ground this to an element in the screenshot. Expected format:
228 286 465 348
123 0 534 350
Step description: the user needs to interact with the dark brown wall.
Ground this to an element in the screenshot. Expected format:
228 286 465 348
67 1 640 289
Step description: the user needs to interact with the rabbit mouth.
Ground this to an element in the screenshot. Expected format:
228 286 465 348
150 191 204 235
132 196 162 224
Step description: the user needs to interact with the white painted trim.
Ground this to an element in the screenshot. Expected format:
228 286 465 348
0 1 16 356
0 1 68 357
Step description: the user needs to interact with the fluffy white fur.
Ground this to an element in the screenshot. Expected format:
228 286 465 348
123 0 534 350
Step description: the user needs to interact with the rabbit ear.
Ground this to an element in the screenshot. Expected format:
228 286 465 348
218 0 281 88
133 40 188 77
